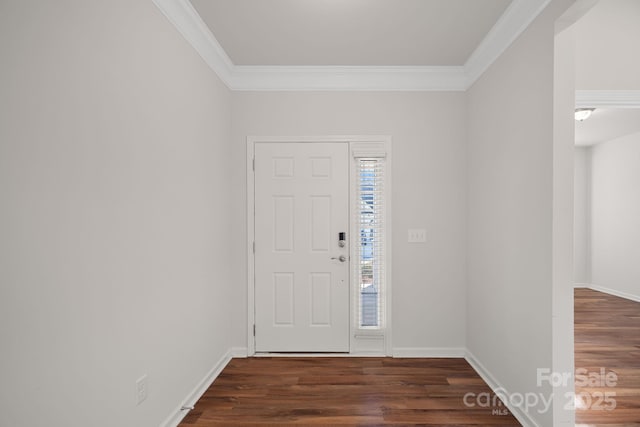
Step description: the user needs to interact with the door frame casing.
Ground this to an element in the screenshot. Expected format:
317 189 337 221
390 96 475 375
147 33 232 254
246 135 392 356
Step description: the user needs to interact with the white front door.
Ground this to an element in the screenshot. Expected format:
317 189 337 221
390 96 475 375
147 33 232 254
254 142 350 352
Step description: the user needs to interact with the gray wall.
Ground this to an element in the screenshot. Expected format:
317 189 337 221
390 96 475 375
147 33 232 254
0 1 233 426
466 1 574 425
574 148 591 284
575 0 640 90
0 0 582 425
231 92 468 353
591 132 640 300
572 0 640 300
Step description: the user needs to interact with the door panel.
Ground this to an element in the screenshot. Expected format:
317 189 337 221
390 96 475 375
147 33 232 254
254 142 349 352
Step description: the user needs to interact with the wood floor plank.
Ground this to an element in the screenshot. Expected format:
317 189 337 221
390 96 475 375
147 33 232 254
575 288 640 426
179 357 520 426
182 289 640 425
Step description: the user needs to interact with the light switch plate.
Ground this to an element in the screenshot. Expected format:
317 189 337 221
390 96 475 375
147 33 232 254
408 229 426 243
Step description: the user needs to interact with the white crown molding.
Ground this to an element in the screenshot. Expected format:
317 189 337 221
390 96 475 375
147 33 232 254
576 90 640 108
464 0 551 87
152 0 234 86
230 65 466 91
153 0 549 92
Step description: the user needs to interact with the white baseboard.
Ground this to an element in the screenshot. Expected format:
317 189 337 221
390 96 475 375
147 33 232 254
231 347 248 358
464 350 541 427
588 284 640 303
160 349 232 427
253 352 381 357
392 347 466 358
573 282 590 288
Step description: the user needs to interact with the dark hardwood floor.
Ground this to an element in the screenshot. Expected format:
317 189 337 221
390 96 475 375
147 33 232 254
575 288 640 426
178 288 640 426
180 357 521 426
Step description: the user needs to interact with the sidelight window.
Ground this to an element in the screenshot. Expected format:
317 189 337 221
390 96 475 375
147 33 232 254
355 158 385 329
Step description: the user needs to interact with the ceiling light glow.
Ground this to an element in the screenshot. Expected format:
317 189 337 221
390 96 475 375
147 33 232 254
575 108 595 121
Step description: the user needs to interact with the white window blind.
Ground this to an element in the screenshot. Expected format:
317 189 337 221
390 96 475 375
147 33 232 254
355 158 385 329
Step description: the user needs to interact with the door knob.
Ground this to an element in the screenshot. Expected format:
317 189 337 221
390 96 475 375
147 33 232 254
331 255 347 262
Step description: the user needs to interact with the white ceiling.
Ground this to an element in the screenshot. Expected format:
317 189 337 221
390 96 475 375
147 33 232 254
576 108 640 147
152 0 551 90
190 0 511 66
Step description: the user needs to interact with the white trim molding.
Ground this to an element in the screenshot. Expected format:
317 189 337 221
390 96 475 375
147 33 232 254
231 347 248 358
152 0 550 91
231 65 466 92
160 350 232 427
576 90 640 108
392 347 466 358
253 352 379 358
152 0 234 86
465 0 551 87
